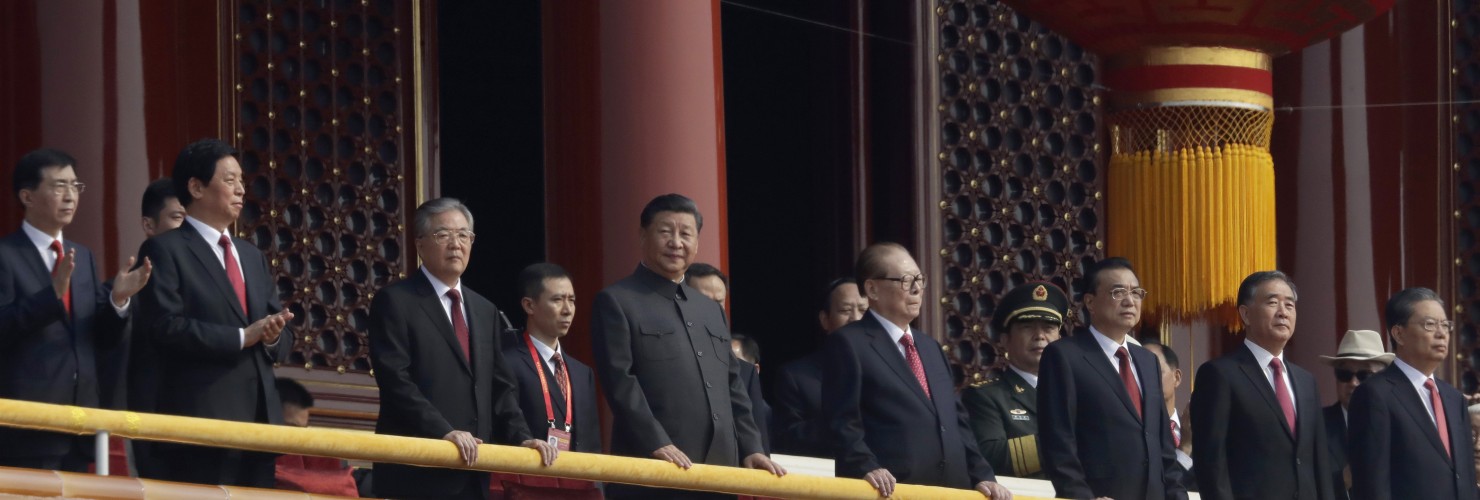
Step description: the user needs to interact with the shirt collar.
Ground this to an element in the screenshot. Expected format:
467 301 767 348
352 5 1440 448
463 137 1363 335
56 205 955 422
20 220 60 250
185 215 226 243
1243 338 1285 369
869 309 912 344
529 333 562 362
420 266 461 299
1392 357 1434 387
1008 363 1038 389
1170 408 1181 427
1089 325 1131 357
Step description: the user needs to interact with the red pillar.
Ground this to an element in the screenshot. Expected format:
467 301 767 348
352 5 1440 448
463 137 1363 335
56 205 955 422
543 0 731 367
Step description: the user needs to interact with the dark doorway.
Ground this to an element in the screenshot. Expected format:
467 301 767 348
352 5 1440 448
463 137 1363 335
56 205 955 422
436 0 545 322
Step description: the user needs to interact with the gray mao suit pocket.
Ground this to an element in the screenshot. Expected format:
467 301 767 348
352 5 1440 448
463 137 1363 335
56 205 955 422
636 323 680 361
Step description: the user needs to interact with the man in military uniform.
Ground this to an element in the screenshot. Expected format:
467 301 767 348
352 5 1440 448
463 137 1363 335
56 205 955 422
962 281 1069 479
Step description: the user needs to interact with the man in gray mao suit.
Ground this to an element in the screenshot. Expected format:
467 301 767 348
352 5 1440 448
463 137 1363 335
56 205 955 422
591 194 785 499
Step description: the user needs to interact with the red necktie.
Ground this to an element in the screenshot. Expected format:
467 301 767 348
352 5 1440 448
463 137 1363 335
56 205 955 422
1171 420 1181 448
899 333 931 399
50 240 70 316
446 289 470 363
1426 379 1451 457
217 234 247 316
1116 347 1142 419
552 353 571 398
1270 358 1297 436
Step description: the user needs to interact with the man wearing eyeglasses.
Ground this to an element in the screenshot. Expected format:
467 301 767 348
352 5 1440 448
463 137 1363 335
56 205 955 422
1037 257 1187 500
1189 271 1334 500
0 148 152 472
1349 287 1479 500
367 197 558 499
1316 329 1390 499
821 242 1011 499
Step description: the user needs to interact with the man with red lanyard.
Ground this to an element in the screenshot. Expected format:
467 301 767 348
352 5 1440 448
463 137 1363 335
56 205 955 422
503 263 601 453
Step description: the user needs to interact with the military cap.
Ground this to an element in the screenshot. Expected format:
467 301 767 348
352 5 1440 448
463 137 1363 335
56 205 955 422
992 281 1070 335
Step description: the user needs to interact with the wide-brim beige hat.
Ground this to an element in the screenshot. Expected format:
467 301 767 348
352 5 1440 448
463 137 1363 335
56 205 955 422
1319 329 1395 365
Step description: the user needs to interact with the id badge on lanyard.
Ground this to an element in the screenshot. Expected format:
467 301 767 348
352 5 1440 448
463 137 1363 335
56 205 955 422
526 333 573 451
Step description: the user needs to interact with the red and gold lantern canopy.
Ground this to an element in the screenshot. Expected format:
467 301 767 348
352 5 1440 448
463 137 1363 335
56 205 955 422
998 0 1395 326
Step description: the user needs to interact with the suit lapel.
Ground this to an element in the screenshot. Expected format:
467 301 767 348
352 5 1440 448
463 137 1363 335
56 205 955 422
180 226 247 324
413 275 471 376
64 241 93 324
1234 345 1294 439
232 238 265 319
1443 383 1466 466
863 316 932 409
5 232 52 286
1132 347 1159 420
916 332 948 417
1380 368 1451 461
466 291 491 417
1075 334 1141 420
518 338 567 422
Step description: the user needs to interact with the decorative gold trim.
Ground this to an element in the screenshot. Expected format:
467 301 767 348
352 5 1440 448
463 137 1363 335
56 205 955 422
1105 46 1272 72
1111 88 1274 110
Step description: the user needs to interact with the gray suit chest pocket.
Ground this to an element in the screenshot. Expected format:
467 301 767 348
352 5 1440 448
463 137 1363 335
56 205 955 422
636 323 681 361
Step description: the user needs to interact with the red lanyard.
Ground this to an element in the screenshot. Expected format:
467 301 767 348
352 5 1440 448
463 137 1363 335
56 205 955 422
524 333 573 431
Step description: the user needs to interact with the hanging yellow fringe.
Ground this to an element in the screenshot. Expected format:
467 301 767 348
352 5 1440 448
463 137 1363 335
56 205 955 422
1106 106 1276 329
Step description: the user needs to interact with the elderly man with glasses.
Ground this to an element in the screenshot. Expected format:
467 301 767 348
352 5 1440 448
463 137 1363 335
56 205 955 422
1317 329 1392 498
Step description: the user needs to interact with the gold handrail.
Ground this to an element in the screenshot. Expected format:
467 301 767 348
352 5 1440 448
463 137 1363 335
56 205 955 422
0 398 1033 499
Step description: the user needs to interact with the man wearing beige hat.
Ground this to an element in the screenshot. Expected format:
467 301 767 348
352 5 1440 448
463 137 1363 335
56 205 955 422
1319 329 1393 499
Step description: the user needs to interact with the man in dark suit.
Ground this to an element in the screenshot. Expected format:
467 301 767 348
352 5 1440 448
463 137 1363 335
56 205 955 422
369 198 558 500
1317 329 1391 499
772 277 866 457
1349 287 1479 500
822 242 1011 499
1037 257 1186 500
962 281 1068 479
687 262 772 455
0 148 151 472
502 263 600 453
111 179 184 478
135 139 291 486
591 194 784 499
1190 271 1334 499
1143 341 1196 492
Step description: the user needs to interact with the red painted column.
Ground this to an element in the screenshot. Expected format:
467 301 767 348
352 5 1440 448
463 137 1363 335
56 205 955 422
544 0 731 368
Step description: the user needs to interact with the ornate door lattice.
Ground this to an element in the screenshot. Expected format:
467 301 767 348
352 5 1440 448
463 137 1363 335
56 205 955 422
1454 0 1480 393
932 0 1107 386
231 0 421 376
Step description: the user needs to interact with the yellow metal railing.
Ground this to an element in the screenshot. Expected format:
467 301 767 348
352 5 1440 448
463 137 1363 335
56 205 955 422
0 398 1038 499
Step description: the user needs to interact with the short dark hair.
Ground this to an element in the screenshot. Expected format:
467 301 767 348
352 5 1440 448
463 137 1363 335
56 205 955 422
1236 270 1299 306
640 193 703 231
1144 341 1180 370
1385 287 1444 331
518 262 570 300
141 179 177 220
172 138 239 208
732 333 760 364
821 277 857 312
1082 257 1135 295
855 242 910 295
686 262 728 290
14 148 77 196
276 378 314 408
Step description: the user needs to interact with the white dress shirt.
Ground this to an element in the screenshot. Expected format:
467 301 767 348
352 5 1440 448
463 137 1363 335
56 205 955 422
1243 339 1298 419
1090 325 1141 391
22 220 130 313
1392 357 1443 425
530 334 564 375
420 266 468 328
184 216 258 349
869 309 912 358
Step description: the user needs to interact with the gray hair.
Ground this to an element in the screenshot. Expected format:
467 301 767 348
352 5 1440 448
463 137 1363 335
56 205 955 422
1236 270 1299 306
1384 287 1443 331
413 197 475 236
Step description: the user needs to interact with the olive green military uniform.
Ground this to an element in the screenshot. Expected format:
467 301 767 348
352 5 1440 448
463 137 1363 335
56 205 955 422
963 367 1044 479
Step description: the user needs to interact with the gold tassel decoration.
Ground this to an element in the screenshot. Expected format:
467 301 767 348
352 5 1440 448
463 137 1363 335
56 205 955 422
1106 106 1276 329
